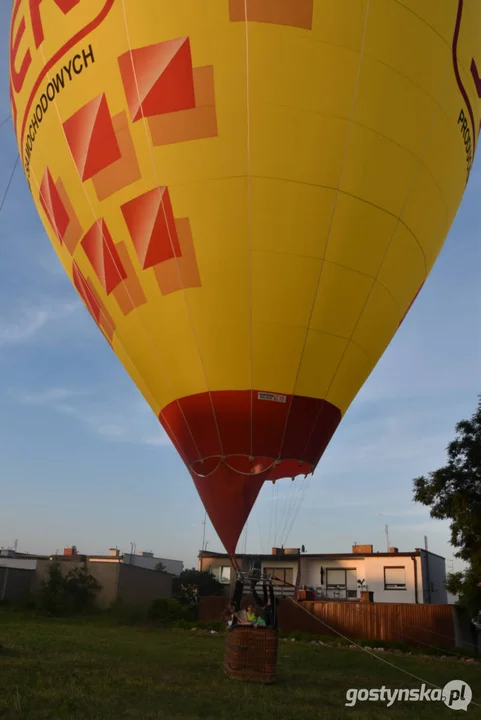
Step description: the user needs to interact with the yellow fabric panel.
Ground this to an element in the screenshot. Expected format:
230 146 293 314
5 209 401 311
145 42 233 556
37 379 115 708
353 54 441 160
394 1 458 47
396 0 481 128
377 224 425 311
458 0 481 89
249 103 347 187
402 164 450 274
422 106 468 231
312 0 369 53
251 323 307 395
364 0 450 102
10 0 481 432
340 123 420 218
250 178 336 258
252 251 321 328
310 263 373 339
352 282 400 360
248 24 360 119
295 331 349 400
325 341 373 412
324 193 398 277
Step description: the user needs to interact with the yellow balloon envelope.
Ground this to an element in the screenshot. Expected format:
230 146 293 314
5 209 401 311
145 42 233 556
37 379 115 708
9 0 481 554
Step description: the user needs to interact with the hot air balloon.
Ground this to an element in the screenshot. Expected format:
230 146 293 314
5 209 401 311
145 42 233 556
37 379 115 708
9 0 481 561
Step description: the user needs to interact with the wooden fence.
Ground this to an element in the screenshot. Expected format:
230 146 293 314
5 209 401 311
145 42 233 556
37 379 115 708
199 596 456 649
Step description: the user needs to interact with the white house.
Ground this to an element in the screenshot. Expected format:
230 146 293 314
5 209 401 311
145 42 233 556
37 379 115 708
199 544 448 604
120 551 183 576
0 551 47 571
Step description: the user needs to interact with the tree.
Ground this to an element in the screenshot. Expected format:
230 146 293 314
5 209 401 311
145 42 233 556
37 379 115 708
37 561 102 616
413 396 481 615
154 562 166 572
63 567 102 612
172 569 223 606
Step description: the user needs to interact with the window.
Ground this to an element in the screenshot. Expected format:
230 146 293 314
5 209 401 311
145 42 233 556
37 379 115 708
210 566 231 583
264 567 294 585
326 568 358 598
326 569 346 590
384 566 406 590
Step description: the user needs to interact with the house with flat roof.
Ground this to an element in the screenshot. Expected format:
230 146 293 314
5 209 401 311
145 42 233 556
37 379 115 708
198 543 447 604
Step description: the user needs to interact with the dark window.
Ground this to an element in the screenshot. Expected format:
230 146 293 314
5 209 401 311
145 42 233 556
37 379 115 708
264 567 294 585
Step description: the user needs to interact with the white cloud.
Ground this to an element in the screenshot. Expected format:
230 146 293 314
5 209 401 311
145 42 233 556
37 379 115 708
16 383 172 449
378 507 429 518
389 520 451 535
19 387 87 405
96 424 126 439
0 300 79 348
141 434 171 448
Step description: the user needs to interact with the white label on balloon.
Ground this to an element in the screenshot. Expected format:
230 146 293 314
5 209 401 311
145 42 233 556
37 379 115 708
258 392 287 404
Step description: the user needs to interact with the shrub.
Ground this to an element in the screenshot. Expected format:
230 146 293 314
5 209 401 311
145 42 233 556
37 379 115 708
36 562 101 616
148 597 194 624
172 570 224 606
107 600 148 625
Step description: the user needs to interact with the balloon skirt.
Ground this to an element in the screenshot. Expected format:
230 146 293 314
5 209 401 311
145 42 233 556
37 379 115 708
223 627 278 683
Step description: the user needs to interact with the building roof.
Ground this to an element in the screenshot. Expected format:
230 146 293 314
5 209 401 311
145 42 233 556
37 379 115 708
198 549 445 561
49 554 122 561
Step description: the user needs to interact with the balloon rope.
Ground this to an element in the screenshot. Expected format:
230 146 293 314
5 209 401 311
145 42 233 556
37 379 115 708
282 475 312 547
289 599 481 708
274 481 279 546
0 114 12 131
268 482 274 549
276 478 298 548
255 507 264 554
0 154 19 214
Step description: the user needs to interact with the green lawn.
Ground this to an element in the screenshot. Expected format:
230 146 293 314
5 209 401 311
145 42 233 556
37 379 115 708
0 613 480 719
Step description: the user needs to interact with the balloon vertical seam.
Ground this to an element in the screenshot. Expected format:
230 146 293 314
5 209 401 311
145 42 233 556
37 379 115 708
118 0 225 464
243 0 254 462
276 0 372 464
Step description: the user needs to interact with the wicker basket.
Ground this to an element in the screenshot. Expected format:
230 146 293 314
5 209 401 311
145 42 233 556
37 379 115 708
223 626 278 683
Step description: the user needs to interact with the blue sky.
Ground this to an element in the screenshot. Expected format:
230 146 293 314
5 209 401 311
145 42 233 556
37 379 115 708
1 5 479 571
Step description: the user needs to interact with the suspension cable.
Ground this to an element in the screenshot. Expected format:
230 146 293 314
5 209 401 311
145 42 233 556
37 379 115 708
0 155 19 214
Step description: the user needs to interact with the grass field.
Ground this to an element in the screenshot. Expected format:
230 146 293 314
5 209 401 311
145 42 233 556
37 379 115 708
1 612 480 719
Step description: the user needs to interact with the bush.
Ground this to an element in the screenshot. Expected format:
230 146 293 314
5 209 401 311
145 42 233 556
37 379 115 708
106 600 148 625
148 598 194 624
172 570 224 606
0 594 37 612
36 562 101 616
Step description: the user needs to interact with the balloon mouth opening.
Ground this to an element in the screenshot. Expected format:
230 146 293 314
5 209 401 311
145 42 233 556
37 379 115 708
190 454 314 479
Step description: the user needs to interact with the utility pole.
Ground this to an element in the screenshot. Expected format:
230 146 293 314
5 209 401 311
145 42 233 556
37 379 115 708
385 524 390 552
424 535 432 603
201 510 207 551
243 519 249 554
200 511 207 571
